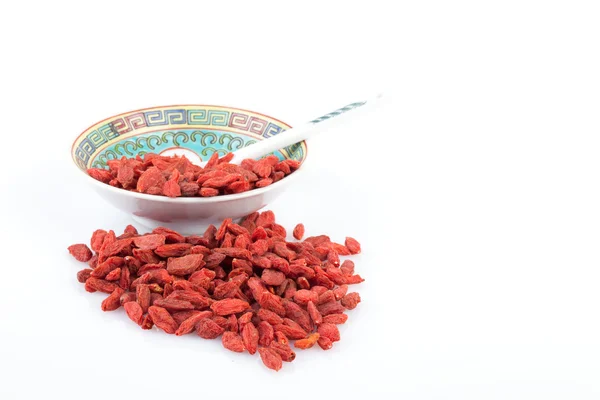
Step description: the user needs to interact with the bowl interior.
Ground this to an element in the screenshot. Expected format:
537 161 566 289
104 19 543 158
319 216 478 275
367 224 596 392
72 105 306 170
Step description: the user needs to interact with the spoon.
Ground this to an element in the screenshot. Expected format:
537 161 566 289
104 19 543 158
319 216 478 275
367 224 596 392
199 93 384 167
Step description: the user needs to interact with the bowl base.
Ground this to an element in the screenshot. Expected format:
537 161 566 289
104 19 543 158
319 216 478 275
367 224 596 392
131 215 239 236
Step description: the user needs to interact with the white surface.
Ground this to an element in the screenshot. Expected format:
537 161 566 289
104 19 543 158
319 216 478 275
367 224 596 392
1 1 600 399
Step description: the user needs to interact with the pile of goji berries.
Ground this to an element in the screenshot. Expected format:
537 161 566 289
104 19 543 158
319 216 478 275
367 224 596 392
68 211 363 371
87 152 300 198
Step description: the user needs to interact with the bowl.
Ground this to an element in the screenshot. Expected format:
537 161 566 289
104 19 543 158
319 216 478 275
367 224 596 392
71 105 307 234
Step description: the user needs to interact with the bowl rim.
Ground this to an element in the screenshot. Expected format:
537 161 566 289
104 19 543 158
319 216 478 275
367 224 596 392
72 104 307 203
71 103 295 155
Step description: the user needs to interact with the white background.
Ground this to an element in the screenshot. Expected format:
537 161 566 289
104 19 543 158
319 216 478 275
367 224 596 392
1 1 599 399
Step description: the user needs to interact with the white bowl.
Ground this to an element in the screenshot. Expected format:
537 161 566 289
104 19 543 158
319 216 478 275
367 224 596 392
71 105 307 234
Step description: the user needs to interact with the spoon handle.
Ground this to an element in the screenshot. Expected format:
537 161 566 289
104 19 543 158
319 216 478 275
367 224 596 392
227 93 384 165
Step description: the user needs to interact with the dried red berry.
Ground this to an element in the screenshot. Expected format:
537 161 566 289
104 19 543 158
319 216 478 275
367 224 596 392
154 243 192 258
222 331 245 353
137 167 166 194
88 168 113 183
307 301 322 325
85 277 118 294
317 336 333 350
124 301 143 325
166 254 205 276
258 347 283 371
133 234 166 250
68 244 93 262
90 229 108 253
294 333 320 349
153 298 195 312
101 288 125 311
345 237 361 254
318 323 340 342
261 269 286 286
293 289 319 306
341 292 361 310
292 224 305 240
210 299 250 316
270 341 295 362
258 321 274 347
175 311 213 336
76 269 93 283
136 284 151 313
257 308 284 325
148 306 178 334
322 313 348 325
242 322 259 355
104 267 121 281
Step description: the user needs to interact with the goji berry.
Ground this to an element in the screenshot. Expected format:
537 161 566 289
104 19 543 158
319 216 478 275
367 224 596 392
344 237 361 254
90 256 124 278
284 301 312 332
210 299 250 316
317 300 346 316
317 336 333 350
222 331 245 353
137 167 166 194
274 322 307 340
172 310 202 326
104 267 121 281
154 243 192 258
153 298 195 312
242 322 259 355
258 321 274 347
317 323 340 342
257 309 284 325
132 234 166 250
124 301 143 325
166 254 205 276
90 229 107 253
293 289 319 305
292 224 305 240
101 288 125 311
120 292 136 305
203 252 227 268
68 244 93 262
85 277 118 294
261 269 286 286
227 314 238 333
87 168 113 183
148 306 178 334
307 301 323 325
333 284 348 300
322 313 348 325
258 347 282 371
294 332 320 349
141 314 154 330
136 284 151 313
76 269 93 283
341 292 361 310
213 247 252 260
269 341 296 362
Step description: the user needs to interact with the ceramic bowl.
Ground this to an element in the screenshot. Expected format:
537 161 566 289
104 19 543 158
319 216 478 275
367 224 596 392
71 105 307 234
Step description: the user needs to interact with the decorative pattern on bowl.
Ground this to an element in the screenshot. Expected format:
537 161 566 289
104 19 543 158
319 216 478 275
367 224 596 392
71 105 307 170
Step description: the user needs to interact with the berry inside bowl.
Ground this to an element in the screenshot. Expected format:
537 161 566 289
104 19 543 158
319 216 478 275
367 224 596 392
71 105 307 234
